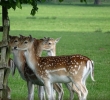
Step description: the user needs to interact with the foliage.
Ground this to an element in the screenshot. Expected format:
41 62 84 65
0 0 38 16
0 0 86 16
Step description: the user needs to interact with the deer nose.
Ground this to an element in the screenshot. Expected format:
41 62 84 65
14 47 17 49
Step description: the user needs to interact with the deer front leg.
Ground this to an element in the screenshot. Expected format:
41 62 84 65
27 81 34 100
38 86 46 100
44 80 54 100
51 83 56 100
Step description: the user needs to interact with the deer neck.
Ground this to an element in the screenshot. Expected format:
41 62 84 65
24 41 39 72
34 39 44 57
47 47 56 56
35 45 43 57
24 42 44 84
12 50 26 80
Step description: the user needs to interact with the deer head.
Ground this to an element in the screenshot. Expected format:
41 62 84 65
8 35 20 50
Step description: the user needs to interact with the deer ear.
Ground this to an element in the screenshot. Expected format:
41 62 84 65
8 35 12 42
29 35 32 39
8 35 12 39
29 35 34 42
44 37 46 39
19 34 24 39
55 37 61 43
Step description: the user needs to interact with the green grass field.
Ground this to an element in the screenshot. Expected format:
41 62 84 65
0 2 110 100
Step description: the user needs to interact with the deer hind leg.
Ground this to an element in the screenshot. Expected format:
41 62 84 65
81 84 88 100
69 77 81 100
27 81 34 100
70 77 88 100
38 86 46 100
72 83 82 100
72 82 88 100
53 83 64 100
65 83 74 100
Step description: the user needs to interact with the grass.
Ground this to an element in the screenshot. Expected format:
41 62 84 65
0 2 110 100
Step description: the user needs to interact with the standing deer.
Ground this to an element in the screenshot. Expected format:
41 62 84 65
15 35 95 100
9 35 63 100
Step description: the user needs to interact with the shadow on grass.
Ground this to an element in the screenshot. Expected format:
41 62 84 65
9 30 110 37
87 98 110 100
72 3 110 7
26 16 57 20
38 2 110 7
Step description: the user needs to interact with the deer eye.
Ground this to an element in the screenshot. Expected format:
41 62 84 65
48 42 52 45
14 40 18 42
24 41 28 44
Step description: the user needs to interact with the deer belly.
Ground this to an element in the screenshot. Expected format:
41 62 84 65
46 68 70 83
50 75 71 83
30 79 44 86
27 74 44 86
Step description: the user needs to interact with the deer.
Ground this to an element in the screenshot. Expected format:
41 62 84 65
8 35 64 100
15 35 95 100
23 36 77 100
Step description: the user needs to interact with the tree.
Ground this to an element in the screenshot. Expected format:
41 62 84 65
94 0 101 5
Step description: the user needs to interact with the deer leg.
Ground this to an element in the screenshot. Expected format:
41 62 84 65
81 84 88 100
51 83 56 100
44 80 53 100
69 77 83 100
53 89 56 100
27 81 34 100
53 83 64 100
6 85 11 100
72 83 82 100
72 81 88 100
74 80 88 100
38 86 46 100
65 83 74 100
58 83 64 100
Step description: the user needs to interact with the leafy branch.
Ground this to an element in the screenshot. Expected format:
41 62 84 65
0 0 86 16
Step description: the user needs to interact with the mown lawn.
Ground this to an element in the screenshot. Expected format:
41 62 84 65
0 2 110 100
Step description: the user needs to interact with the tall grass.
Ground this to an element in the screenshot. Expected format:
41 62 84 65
0 3 110 100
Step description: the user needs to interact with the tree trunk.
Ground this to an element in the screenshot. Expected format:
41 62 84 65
94 0 101 5
0 6 10 100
